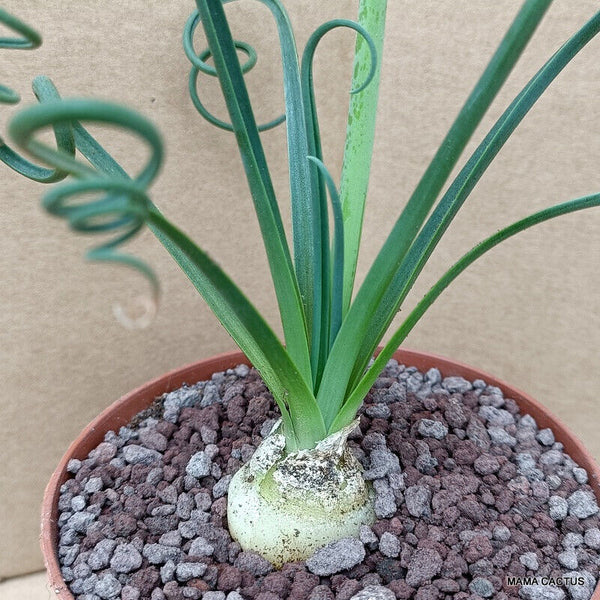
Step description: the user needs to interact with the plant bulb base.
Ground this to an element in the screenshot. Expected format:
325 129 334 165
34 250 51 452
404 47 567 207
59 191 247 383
226 421 375 567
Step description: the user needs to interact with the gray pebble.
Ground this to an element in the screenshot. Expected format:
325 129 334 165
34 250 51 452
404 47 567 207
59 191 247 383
519 585 564 600
563 570 596 600
519 552 539 571
536 428 555 446
186 452 212 479
573 467 589 484
122 445 161 465
84 477 103 494
584 528 600 550
67 459 82 474
160 560 176 584
539 450 564 467
379 532 401 558
469 577 494 598
349 585 395 600
60 544 80 567
442 376 472 393
204 444 220 460
178 512 210 539
519 414 538 430
189 537 214 557
164 385 201 410
151 589 165 600
110 543 142 573
487 427 517 447
67 511 96 534
558 549 579 570
71 495 86 512
142 543 181 564
404 485 432 518
493 525 511 542
212 475 233 498
562 533 584 549
234 551 273 576
373 479 396 518
568 490 599 519
548 496 569 521
176 493 194 520
147 467 164 486
94 574 122 599
159 531 182 548
418 418 448 440
363 447 401 479
306 538 365 576
425 368 442 385
195 491 212 511
415 453 438 474
234 364 249 377
406 372 423 393
365 404 391 419
478 406 514 426
359 525 378 547
157 484 178 505
203 593 226 600
175 562 207 582
87 539 117 570
73 563 92 580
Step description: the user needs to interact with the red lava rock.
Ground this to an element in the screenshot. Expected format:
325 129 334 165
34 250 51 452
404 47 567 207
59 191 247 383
163 581 185 600
256 593 281 600
128 566 160 596
441 551 468 578
186 578 210 593
453 440 479 465
261 572 292 596
333 579 361 600
388 579 416 599
464 535 493 563
415 584 441 600
246 395 271 423
217 564 242 591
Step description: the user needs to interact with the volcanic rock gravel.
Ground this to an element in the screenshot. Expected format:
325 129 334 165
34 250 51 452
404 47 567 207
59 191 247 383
56 361 600 600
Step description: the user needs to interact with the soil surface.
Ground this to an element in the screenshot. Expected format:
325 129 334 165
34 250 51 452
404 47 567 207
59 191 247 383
56 361 600 600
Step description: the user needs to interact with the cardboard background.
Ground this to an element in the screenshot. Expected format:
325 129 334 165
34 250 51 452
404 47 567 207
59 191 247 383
1 0 599 578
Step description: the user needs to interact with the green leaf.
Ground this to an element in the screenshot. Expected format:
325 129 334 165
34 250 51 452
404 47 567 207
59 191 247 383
330 193 600 432
195 0 312 385
345 7 600 402
300 17 377 387
316 0 561 429
147 208 327 451
0 76 75 182
339 0 387 316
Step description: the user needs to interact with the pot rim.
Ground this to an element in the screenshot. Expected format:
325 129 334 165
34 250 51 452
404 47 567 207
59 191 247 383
41 348 600 598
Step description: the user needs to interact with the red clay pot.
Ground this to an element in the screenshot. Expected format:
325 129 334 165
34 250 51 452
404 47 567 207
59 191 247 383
41 349 600 599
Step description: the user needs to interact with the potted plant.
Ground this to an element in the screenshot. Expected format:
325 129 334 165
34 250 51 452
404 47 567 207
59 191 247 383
2 1 600 599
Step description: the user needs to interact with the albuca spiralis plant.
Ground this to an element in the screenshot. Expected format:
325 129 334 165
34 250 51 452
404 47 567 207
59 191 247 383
3 1 600 565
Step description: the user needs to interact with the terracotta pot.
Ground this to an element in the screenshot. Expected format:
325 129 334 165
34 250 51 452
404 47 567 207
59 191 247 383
41 349 600 599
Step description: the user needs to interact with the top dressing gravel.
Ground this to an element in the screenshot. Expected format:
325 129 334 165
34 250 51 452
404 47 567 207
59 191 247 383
56 361 600 600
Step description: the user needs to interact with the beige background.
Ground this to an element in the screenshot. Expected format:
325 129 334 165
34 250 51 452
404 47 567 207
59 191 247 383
1 0 599 580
